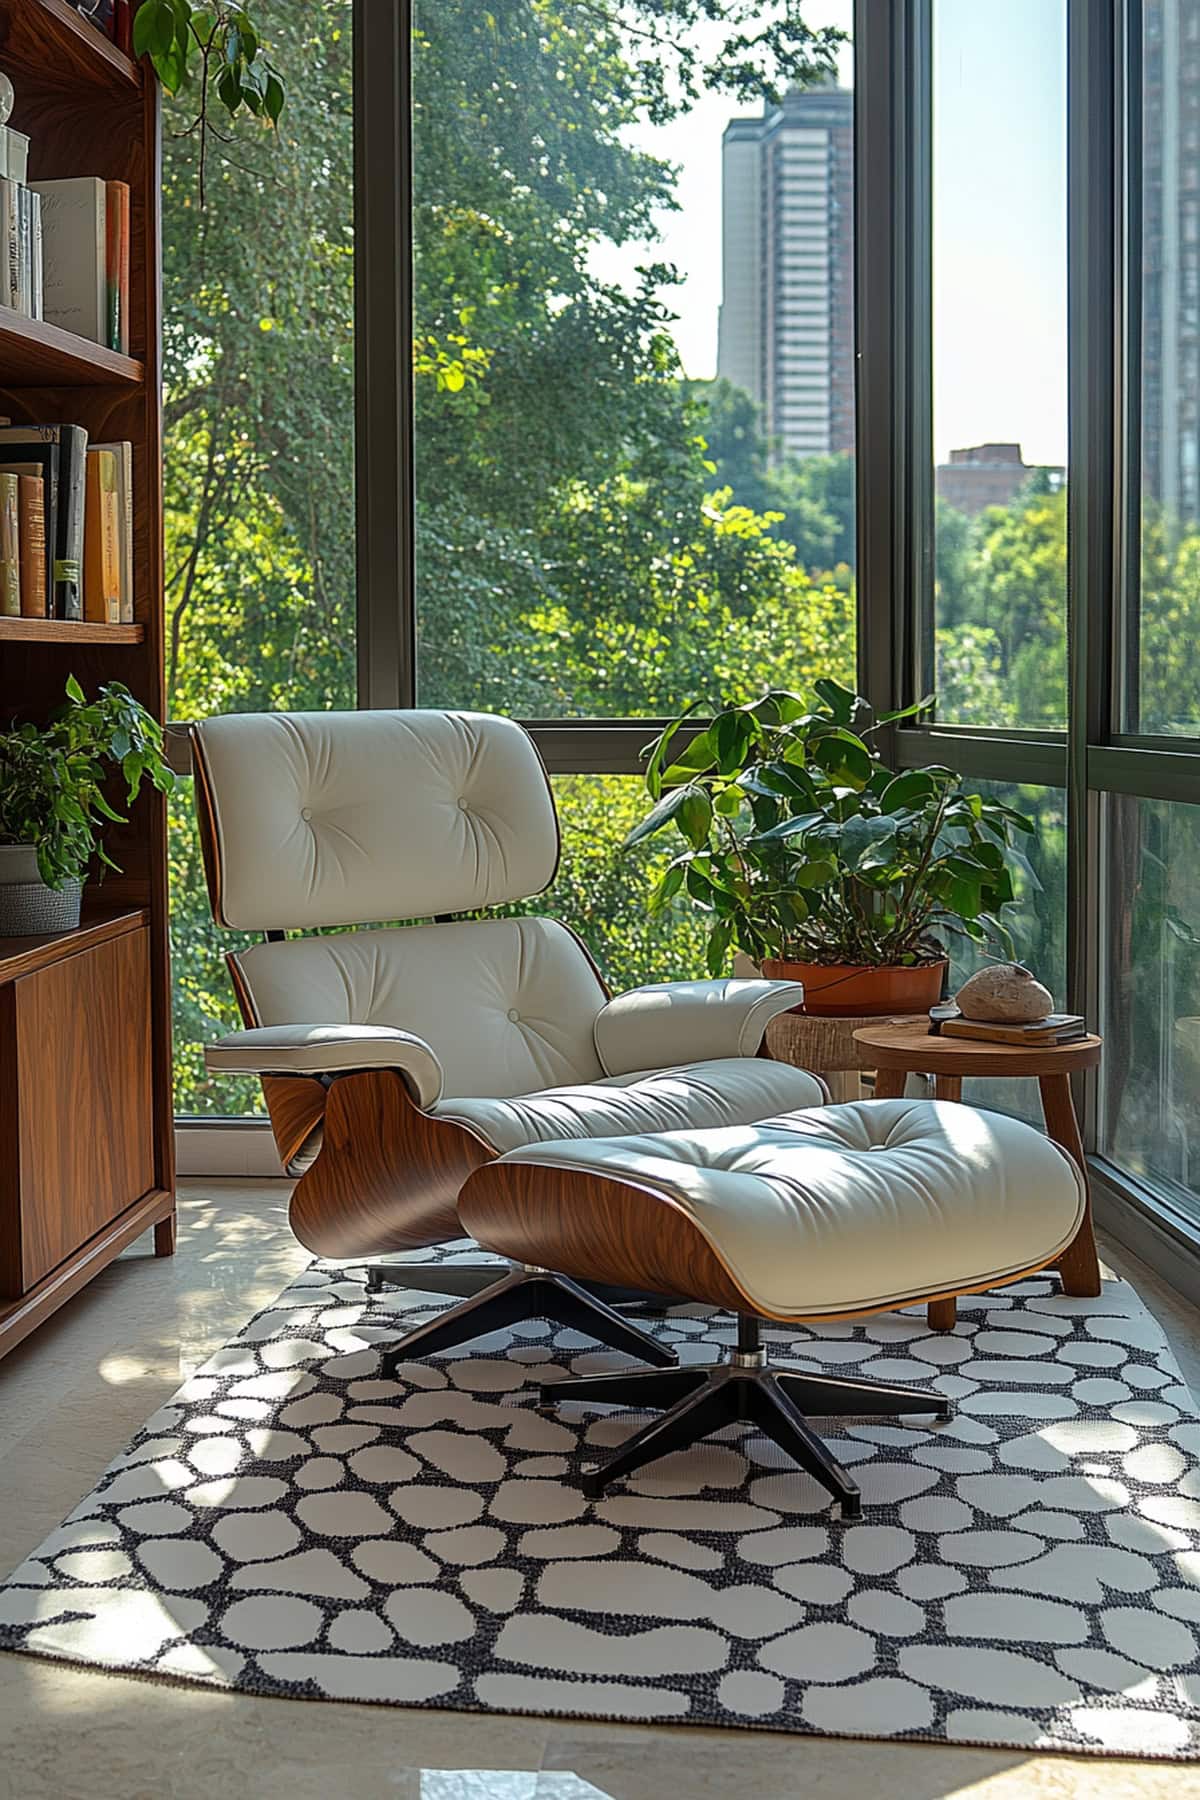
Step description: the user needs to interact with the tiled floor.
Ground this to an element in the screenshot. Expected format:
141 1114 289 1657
0 1180 1198 1800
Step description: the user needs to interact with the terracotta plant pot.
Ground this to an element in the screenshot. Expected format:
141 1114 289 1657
761 956 949 1018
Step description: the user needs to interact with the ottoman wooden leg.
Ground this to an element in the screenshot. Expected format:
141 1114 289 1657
927 1296 957 1332
1038 1073 1102 1298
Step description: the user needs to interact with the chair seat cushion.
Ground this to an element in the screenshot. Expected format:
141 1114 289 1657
431 1058 827 1154
476 1099 1087 1318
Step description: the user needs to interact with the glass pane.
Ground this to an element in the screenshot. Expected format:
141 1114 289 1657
170 783 265 1118
931 0 1068 730
514 778 708 988
163 1 355 1114
1102 795 1200 1221
954 781 1068 1125
412 2 857 718
1129 1 1200 736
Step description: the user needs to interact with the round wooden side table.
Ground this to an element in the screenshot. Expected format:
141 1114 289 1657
852 1018 1103 1332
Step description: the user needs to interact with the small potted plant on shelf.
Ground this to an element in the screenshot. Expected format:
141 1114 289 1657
0 676 174 936
627 678 1035 1016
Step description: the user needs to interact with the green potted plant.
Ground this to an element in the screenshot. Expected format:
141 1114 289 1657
627 679 1035 1016
0 677 174 936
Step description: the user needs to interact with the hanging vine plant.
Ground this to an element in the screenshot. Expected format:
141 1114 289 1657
133 1 286 205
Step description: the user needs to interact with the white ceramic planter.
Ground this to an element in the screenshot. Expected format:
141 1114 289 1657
0 844 82 934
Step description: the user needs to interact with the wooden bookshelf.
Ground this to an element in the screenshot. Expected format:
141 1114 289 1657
0 3 175 1360
0 305 144 386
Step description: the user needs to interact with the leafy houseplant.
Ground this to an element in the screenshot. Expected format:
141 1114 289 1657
133 2 285 205
628 680 1036 1015
0 677 174 936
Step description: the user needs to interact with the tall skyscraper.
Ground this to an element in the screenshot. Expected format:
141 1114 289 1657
717 86 854 463
1141 0 1200 529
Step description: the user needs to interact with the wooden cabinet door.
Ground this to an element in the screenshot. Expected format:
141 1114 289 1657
0 925 154 1296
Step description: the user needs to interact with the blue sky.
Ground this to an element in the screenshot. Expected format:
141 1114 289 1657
594 0 1068 467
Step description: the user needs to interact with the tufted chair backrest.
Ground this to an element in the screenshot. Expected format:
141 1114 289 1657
194 710 612 1100
192 709 561 930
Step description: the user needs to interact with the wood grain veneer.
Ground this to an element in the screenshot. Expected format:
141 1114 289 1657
0 1185 174 1360
0 925 154 1296
288 1071 494 1259
261 1075 328 1174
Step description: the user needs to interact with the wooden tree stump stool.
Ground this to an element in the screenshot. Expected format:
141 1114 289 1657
853 1018 1103 1333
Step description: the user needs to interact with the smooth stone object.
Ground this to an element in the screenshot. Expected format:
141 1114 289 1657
955 963 1053 1023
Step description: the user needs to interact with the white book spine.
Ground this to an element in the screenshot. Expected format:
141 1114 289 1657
0 180 18 311
3 131 29 187
29 191 42 321
17 188 31 316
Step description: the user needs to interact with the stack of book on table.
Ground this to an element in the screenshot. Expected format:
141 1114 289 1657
928 1002 1087 1047
0 425 133 624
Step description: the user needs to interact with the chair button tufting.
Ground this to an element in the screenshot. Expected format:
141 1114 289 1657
457 796 469 811
507 1008 520 1023
301 807 313 821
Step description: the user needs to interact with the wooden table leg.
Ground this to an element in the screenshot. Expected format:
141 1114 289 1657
154 1210 177 1257
1037 1073 1101 1297
935 1074 962 1101
872 1067 907 1100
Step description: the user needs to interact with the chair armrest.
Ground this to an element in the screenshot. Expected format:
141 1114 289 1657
593 978 805 1078
203 1024 444 1108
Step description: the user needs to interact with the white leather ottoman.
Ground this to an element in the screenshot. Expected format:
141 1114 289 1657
458 1098 1087 1516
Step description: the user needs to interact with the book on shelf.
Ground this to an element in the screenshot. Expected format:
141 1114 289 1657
30 177 107 345
0 444 56 617
91 440 133 620
928 1002 1087 1047
84 447 121 623
0 431 131 627
17 474 46 618
0 425 87 619
104 181 130 355
0 473 18 618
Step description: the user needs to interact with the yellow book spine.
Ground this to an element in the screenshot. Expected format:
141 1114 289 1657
84 448 120 624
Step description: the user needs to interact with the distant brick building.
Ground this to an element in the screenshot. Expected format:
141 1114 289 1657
935 443 1063 517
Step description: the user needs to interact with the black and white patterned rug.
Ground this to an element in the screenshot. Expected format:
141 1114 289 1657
2 1253 1199 1759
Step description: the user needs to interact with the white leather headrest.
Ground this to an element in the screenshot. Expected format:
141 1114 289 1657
193 709 560 930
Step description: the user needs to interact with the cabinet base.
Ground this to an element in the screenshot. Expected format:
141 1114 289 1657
0 1188 176 1361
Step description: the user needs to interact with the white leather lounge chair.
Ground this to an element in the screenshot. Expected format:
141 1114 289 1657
193 708 826 1362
